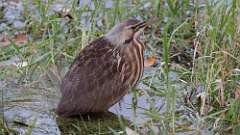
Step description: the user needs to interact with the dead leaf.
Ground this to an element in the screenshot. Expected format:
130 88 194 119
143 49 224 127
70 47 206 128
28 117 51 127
237 14 240 33
0 33 11 48
0 56 27 68
10 0 21 3
0 33 28 48
196 91 207 115
149 125 160 134
16 61 28 68
125 127 139 135
49 64 62 83
235 85 240 100
144 56 158 67
13 33 28 45
216 79 225 107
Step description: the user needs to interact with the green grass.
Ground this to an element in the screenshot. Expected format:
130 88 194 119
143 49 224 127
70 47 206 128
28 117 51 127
57 113 130 135
0 0 240 134
0 118 17 135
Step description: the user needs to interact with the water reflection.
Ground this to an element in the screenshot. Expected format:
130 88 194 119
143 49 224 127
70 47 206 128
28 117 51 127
110 93 151 125
56 112 130 134
1 80 151 134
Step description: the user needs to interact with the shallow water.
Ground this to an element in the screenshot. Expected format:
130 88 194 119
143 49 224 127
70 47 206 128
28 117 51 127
0 67 210 135
0 0 214 134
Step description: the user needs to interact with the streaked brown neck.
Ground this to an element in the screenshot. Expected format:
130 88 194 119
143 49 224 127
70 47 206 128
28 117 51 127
118 38 145 87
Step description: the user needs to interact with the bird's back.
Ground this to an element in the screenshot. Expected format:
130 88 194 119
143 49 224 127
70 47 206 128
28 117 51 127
57 37 131 117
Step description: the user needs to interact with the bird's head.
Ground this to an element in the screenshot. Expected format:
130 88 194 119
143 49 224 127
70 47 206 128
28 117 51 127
105 19 151 46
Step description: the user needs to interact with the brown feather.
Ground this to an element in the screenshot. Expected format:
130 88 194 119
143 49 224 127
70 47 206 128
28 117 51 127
57 19 148 117
57 37 131 116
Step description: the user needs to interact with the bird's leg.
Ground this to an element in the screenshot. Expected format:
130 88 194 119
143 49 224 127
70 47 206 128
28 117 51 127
118 98 123 111
131 88 138 130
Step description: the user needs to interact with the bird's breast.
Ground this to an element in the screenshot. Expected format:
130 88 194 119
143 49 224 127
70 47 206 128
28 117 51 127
120 40 145 87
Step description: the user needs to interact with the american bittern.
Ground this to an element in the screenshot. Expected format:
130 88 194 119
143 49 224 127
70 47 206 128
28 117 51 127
57 19 152 117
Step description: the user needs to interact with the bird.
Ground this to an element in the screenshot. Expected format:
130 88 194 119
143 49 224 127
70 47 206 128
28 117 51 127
57 19 153 117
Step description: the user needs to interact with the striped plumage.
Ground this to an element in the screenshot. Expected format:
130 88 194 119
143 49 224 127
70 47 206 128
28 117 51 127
122 37 145 86
57 19 148 117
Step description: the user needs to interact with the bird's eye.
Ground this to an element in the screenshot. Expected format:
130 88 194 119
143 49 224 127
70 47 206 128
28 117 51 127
126 25 137 30
124 37 133 44
130 25 137 30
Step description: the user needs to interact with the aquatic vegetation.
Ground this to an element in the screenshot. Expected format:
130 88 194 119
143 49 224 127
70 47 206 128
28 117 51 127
0 0 239 134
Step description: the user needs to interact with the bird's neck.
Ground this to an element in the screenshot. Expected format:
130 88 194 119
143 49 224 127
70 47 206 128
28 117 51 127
104 34 126 46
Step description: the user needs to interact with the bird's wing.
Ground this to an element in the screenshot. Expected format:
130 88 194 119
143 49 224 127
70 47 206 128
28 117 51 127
57 37 128 116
